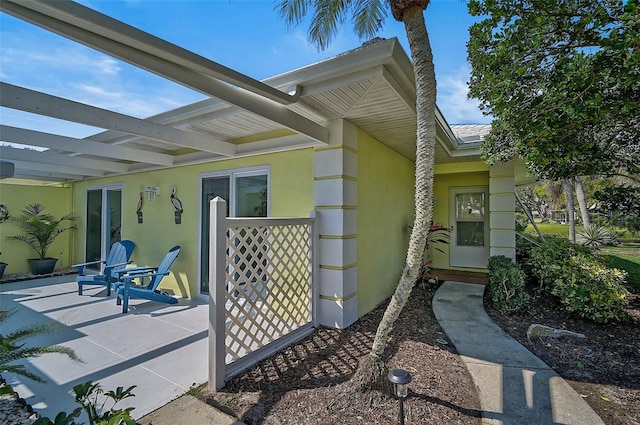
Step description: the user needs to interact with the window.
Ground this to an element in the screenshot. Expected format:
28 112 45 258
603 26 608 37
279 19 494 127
199 167 269 292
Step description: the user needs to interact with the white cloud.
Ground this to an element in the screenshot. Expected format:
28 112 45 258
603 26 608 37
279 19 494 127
437 66 492 125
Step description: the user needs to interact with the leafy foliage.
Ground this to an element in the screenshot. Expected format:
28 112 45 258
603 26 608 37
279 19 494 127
0 310 80 382
528 238 629 323
33 381 139 425
577 224 619 247
594 184 640 231
487 256 529 314
7 203 76 259
467 0 640 179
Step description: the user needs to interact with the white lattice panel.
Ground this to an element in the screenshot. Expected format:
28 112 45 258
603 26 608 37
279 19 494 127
225 223 313 363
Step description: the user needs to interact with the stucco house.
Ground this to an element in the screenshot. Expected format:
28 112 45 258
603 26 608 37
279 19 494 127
0 1 530 332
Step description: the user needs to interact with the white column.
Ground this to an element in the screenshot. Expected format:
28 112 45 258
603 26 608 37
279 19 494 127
314 120 358 329
489 161 516 260
208 197 227 390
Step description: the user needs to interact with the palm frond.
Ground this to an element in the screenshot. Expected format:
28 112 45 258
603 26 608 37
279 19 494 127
1 364 47 383
274 0 312 28
1 310 81 382
351 0 387 39
309 0 349 50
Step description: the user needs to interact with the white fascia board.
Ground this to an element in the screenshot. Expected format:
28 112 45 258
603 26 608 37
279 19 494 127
0 146 128 174
435 106 459 152
266 38 402 89
1 0 298 105
0 83 236 156
0 125 174 166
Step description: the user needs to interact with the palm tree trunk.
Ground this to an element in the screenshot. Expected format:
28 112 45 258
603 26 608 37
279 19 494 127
352 5 436 391
562 179 576 242
574 176 590 226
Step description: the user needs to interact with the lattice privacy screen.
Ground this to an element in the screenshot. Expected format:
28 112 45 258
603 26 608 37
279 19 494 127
225 222 313 364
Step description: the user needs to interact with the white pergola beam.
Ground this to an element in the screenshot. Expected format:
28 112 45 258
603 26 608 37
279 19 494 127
0 125 174 166
10 159 106 178
0 83 236 156
11 173 73 182
0 146 129 174
3 0 300 105
0 0 329 145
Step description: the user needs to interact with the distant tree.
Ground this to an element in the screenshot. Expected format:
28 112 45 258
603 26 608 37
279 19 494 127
594 184 640 232
516 185 549 222
275 0 437 390
467 0 640 180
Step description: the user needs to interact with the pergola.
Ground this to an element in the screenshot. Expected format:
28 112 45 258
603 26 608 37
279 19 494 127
0 0 482 185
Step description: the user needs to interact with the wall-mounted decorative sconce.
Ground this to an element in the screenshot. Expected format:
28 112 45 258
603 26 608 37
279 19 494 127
144 186 160 201
136 192 144 224
170 187 183 224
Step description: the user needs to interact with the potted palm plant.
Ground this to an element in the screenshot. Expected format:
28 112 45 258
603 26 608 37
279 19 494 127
7 203 76 275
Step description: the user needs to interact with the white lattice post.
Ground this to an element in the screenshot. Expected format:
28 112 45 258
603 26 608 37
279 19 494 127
208 196 227 390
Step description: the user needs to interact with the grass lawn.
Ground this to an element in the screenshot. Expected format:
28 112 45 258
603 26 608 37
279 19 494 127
524 222 640 288
601 245 640 288
525 221 584 237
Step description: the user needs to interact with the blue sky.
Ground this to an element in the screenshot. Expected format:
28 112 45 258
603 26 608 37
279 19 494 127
0 0 489 141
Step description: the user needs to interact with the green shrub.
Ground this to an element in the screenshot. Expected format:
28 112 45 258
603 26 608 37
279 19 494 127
550 256 629 323
515 212 530 233
487 256 529 314
528 237 593 289
529 238 629 323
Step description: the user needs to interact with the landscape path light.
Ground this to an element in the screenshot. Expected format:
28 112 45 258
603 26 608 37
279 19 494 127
388 368 412 425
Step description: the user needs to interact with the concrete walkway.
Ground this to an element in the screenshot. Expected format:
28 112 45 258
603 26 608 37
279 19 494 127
433 281 604 425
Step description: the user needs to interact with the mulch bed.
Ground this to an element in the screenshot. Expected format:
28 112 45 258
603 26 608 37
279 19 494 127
486 285 640 425
199 283 482 424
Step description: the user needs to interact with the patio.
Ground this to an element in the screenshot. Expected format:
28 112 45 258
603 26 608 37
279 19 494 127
0 274 209 420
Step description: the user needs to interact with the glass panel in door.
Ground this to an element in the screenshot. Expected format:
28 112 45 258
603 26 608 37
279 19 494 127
455 193 485 247
449 188 489 268
236 175 268 217
85 189 103 269
200 177 230 293
84 188 123 271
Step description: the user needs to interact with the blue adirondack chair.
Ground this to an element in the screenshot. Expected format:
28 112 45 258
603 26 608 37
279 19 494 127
74 240 136 296
113 245 181 313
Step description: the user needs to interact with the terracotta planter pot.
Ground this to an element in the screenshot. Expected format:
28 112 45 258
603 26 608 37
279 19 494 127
28 258 58 275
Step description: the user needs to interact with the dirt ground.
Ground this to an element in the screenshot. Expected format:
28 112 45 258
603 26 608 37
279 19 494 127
200 279 639 424
200 284 482 424
486 285 640 425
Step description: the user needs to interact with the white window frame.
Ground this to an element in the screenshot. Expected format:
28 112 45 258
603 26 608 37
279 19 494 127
197 166 270 296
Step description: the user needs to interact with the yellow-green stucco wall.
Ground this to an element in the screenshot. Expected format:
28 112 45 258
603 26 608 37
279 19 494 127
431 162 489 270
0 183 74 275
66 149 314 297
357 131 415 316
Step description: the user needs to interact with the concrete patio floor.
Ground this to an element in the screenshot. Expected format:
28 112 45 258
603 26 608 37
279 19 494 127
0 275 209 420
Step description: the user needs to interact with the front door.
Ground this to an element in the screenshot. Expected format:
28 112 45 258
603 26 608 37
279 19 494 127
85 186 123 270
449 187 489 269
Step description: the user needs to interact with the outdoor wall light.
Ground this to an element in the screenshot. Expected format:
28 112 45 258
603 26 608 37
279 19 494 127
144 186 159 201
388 368 412 425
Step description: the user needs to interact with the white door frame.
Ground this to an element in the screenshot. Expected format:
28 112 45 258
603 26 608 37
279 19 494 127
449 186 490 269
84 184 124 266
